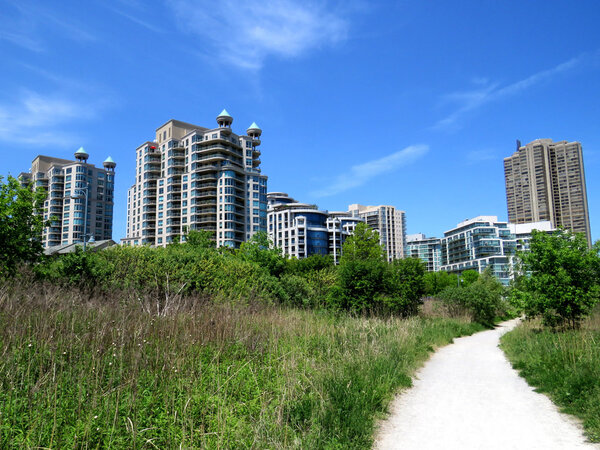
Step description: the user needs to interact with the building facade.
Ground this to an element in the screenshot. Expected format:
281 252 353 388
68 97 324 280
348 204 406 261
19 149 116 248
326 212 364 264
123 110 267 248
504 138 591 246
267 193 329 258
267 193 364 261
406 233 441 272
440 216 517 285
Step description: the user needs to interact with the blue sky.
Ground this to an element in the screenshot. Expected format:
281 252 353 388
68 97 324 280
1 0 599 242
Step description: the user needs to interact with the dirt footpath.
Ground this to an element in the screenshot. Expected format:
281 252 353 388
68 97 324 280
374 319 600 450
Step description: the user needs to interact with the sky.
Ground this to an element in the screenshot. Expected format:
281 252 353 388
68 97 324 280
1 0 599 242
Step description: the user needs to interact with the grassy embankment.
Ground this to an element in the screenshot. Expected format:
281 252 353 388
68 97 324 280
501 306 600 443
0 283 483 449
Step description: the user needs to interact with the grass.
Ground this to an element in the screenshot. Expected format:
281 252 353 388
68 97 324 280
501 306 600 443
0 282 483 448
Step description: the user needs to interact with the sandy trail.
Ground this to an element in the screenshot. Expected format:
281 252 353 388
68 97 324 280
374 319 599 450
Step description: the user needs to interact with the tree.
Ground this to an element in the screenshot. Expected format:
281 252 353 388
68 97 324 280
513 229 600 329
383 257 426 316
460 269 480 287
328 223 386 312
237 231 287 277
0 176 47 278
185 229 216 250
423 271 458 296
339 222 385 263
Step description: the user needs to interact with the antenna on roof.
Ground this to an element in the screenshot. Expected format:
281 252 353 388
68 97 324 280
516 139 522 151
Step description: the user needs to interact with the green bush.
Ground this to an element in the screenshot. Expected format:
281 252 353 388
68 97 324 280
438 268 506 326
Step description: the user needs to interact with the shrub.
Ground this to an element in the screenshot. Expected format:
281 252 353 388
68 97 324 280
512 230 600 329
438 268 506 326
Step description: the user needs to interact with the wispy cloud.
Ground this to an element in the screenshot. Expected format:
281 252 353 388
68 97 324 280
434 51 600 130
102 1 164 33
311 145 429 197
166 0 350 70
0 0 96 52
466 149 498 165
0 91 100 146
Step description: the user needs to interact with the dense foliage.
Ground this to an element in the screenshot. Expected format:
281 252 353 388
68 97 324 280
511 229 600 329
32 224 428 317
328 223 426 315
436 268 508 327
0 175 46 278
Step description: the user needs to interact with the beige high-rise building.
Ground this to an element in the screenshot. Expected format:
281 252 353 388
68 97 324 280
123 110 267 248
347 204 406 261
19 149 116 248
504 138 591 246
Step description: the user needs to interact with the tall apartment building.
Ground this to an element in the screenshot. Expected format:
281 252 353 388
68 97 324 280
440 216 517 285
504 138 591 246
267 193 363 261
406 233 441 272
19 149 116 248
123 110 267 247
348 204 406 261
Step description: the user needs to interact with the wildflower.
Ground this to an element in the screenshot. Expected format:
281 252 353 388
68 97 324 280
28 343 32 347
94 415 98 419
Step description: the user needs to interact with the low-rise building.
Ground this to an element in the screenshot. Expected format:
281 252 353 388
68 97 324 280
507 221 555 252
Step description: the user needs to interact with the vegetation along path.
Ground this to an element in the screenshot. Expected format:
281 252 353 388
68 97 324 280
375 319 599 450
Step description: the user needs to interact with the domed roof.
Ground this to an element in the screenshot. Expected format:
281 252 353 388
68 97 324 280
104 156 115 164
75 147 88 155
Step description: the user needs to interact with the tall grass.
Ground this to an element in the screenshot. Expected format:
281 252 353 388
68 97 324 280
501 306 600 442
0 281 483 448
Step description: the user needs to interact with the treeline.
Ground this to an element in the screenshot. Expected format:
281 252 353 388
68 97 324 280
28 224 509 325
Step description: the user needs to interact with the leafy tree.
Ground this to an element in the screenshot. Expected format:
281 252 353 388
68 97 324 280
460 269 480 287
382 257 426 316
329 223 386 313
512 229 600 329
237 231 287 277
423 271 458 296
0 176 47 278
185 229 216 250
339 222 385 262
286 254 334 275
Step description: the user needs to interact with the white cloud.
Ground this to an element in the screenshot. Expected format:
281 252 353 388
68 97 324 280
311 145 429 197
0 91 96 146
166 0 350 69
0 0 96 52
434 51 599 130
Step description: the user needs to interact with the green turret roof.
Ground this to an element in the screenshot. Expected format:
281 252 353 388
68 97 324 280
217 109 232 118
104 156 115 164
75 147 88 154
248 122 261 131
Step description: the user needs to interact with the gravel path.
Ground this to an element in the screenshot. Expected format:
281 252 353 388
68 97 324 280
374 319 599 450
